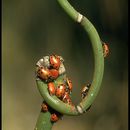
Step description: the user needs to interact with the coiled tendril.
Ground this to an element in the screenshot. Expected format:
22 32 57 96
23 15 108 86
34 0 106 130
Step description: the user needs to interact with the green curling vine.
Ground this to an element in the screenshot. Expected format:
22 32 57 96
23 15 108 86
34 0 109 130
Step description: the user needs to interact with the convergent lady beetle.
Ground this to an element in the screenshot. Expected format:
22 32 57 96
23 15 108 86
102 43 109 57
62 92 72 105
50 113 59 122
41 103 48 112
49 55 61 69
55 84 66 98
47 82 56 95
66 78 73 93
81 83 91 99
37 67 51 81
49 69 59 80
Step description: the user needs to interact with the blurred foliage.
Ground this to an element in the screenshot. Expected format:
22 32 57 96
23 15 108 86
2 0 128 130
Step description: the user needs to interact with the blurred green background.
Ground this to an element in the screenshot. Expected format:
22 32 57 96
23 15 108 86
2 0 128 130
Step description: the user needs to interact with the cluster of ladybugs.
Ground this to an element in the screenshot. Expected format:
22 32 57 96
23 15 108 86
36 54 73 122
35 42 109 122
36 55 65 82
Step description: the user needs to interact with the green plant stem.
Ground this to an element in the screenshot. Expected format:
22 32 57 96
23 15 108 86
35 0 104 129
57 0 104 112
36 0 104 114
36 76 79 115
35 111 53 130
57 0 104 111
79 17 104 111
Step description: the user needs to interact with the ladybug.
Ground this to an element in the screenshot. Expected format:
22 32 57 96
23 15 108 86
41 103 48 112
66 78 73 92
47 82 56 95
37 67 51 81
55 84 66 98
49 55 61 69
102 43 109 57
50 113 59 122
49 69 59 80
81 83 91 99
62 92 72 105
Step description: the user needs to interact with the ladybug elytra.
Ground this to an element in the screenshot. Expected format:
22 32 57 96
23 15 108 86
49 55 61 70
37 67 51 81
102 43 109 57
81 83 91 99
47 82 56 95
62 92 72 105
66 78 73 92
50 113 59 122
49 69 59 80
41 103 48 112
55 84 66 98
